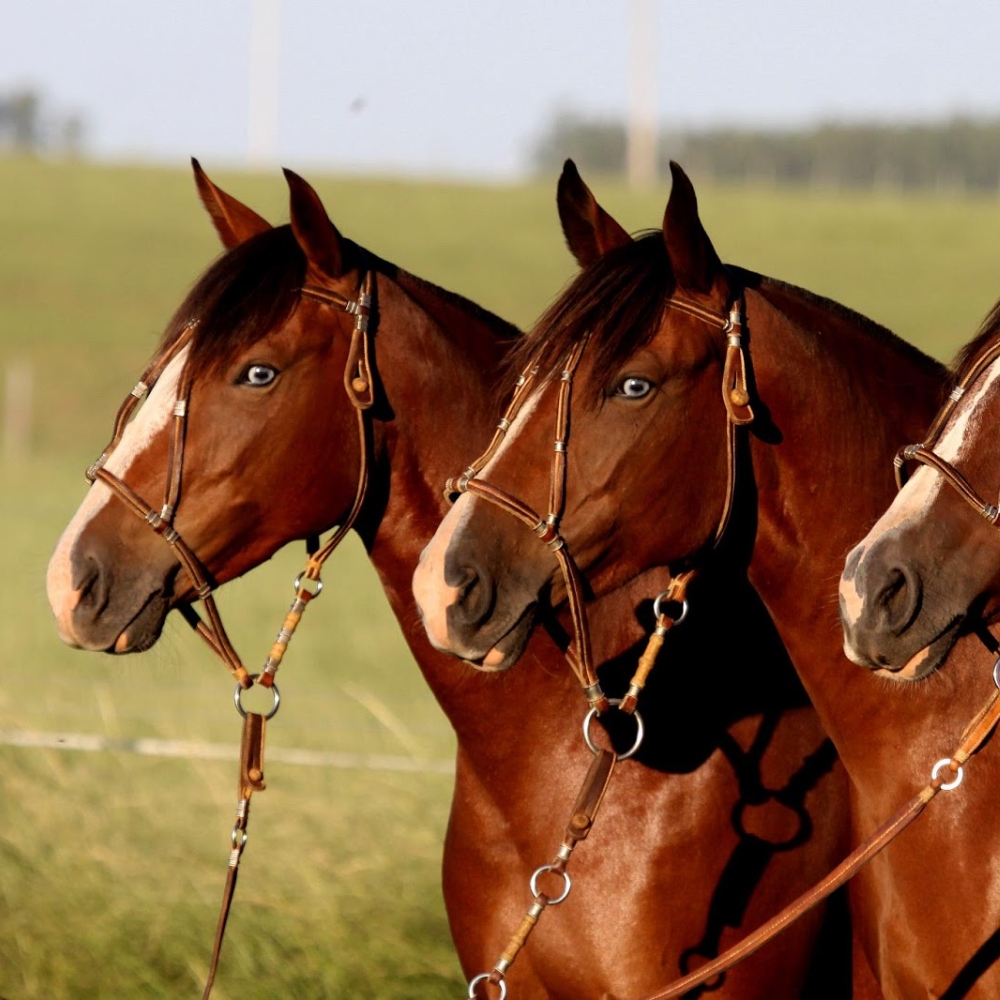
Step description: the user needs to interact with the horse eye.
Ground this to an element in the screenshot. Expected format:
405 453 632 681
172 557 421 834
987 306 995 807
241 364 278 387
616 376 652 399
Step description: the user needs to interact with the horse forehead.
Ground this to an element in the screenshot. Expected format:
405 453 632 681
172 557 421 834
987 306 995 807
73 348 187 525
478 385 544 478
104 346 190 478
878 354 1000 534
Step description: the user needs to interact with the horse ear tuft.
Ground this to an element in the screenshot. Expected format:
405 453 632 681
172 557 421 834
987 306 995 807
191 158 271 248
663 162 726 297
284 168 345 280
557 159 632 267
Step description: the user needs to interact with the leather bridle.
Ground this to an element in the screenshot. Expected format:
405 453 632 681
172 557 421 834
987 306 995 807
445 292 754 714
894 338 1000 523
446 292 1000 1000
85 270 375 688
83 268 376 998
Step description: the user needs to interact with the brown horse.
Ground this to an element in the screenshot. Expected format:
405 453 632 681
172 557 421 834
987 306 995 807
840 299 1000 680
45 164 857 999
414 160 1000 998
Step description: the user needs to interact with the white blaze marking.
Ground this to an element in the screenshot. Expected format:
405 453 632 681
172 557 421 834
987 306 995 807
46 348 190 640
842 356 1000 629
413 385 545 651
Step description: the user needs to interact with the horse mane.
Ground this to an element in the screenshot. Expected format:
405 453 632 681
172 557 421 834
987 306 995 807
950 294 1000 382
158 224 519 379
506 231 674 398
508 234 947 402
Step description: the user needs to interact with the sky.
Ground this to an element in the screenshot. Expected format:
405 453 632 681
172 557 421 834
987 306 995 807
5 0 1000 179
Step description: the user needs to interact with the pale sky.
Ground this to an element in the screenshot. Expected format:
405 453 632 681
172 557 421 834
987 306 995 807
5 0 1000 178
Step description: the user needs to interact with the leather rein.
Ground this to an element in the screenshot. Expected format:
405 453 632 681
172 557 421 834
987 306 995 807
84 270 375 998
447 292 1000 1000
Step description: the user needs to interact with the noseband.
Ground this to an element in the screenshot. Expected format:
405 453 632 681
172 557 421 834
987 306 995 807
895 338 1000 523
445 292 754 713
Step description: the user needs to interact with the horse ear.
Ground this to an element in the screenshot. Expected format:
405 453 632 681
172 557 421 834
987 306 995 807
284 168 346 280
663 162 726 297
557 159 632 266
191 158 271 248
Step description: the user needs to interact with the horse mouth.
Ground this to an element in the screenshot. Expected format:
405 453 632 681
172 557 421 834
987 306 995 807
871 615 963 683
466 602 538 673
105 588 171 654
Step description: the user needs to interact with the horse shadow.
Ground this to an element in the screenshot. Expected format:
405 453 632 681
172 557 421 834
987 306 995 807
542 559 851 997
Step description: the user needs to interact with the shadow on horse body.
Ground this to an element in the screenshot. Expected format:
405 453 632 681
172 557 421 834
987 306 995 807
47 163 858 998
413 159 1000 998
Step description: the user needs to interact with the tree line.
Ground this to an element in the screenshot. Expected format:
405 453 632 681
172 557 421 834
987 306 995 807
0 88 84 155
531 111 1000 192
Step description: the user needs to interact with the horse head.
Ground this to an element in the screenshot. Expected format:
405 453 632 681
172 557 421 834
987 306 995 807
47 163 371 653
413 160 740 669
840 307 1000 680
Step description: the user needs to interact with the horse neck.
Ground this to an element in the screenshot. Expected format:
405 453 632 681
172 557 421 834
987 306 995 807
739 280 960 788
353 271 585 740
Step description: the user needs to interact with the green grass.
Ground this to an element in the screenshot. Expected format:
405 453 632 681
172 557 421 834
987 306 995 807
4 155 1000 998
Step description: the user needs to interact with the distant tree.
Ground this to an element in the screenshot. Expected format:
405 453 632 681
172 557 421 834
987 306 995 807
0 87 86 155
530 110 627 175
530 111 1000 192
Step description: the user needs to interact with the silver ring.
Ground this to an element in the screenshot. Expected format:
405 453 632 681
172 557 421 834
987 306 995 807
652 591 689 626
234 675 281 720
293 572 324 598
529 864 572 905
993 657 1000 691
468 973 507 999
582 698 645 760
931 758 964 791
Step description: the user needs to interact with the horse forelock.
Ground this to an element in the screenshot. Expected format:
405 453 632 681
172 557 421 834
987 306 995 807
506 231 675 404
951 294 1000 385
155 224 309 380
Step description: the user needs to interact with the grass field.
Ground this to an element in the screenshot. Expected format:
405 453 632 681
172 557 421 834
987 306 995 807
4 155 1000 998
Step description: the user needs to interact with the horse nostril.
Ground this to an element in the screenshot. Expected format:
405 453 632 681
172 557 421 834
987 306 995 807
73 554 109 618
449 566 496 630
877 565 922 638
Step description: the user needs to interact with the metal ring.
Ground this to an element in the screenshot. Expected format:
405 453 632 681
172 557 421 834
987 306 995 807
468 973 507 999
653 591 689 626
293 572 324 598
529 864 572 905
931 758 964 791
582 698 645 760
234 675 281 720
992 657 1000 691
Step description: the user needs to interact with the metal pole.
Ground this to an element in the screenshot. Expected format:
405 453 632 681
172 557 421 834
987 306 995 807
3 362 33 461
248 0 281 169
626 0 657 189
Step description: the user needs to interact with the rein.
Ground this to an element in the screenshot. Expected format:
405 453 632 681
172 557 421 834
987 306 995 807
85 270 376 998
449 292 1000 999
447 294 754 999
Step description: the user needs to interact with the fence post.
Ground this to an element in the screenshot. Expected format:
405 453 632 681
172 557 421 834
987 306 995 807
3 361 33 461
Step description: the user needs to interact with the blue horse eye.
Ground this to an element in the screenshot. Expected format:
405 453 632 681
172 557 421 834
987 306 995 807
617 376 652 399
243 364 277 387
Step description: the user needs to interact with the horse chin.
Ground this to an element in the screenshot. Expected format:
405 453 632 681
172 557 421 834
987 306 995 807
465 603 537 673
83 589 170 655
871 616 964 683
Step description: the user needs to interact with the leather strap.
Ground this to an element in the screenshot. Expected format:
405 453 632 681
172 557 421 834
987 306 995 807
638 680 1000 999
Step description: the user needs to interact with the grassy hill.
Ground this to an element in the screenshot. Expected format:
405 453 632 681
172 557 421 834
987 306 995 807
2 155 1000 998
